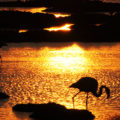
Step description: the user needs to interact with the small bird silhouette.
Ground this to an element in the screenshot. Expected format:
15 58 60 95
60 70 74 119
69 77 110 110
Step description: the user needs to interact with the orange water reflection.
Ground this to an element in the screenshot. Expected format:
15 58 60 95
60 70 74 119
26 7 47 13
1 43 120 120
95 24 102 27
18 29 28 33
2 43 120 71
0 7 47 13
3 43 86 73
52 13 71 18
46 44 87 72
0 7 71 18
44 23 74 31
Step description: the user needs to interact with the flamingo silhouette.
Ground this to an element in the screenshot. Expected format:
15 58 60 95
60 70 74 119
69 77 110 110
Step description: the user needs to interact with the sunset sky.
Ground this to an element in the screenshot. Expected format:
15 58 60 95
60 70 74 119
0 0 120 3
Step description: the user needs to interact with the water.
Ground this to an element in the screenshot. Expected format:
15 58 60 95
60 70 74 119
0 7 70 18
0 42 120 120
0 7 47 13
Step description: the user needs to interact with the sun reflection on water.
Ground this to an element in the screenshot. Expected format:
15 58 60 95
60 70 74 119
28 7 47 13
52 13 71 18
1 43 120 120
0 7 71 18
18 29 28 33
47 44 87 72
44 23 74 31
2 43 87 73
0 7 47 13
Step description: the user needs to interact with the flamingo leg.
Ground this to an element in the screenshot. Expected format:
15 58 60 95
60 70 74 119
86 92 89 110
72 91 80 109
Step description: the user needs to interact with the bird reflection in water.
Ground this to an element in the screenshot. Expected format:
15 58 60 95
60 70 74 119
70 77 110 110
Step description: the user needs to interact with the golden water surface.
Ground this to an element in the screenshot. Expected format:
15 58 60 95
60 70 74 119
0 7 71 18
0 42 120 120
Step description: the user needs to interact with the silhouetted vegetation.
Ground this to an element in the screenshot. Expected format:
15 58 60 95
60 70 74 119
13 102 95 120
0 11 58 29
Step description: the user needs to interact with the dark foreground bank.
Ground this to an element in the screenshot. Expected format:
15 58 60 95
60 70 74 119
0 92 9 99
13 102 95 120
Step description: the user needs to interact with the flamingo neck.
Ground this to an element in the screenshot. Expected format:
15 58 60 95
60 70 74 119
93 86 106 98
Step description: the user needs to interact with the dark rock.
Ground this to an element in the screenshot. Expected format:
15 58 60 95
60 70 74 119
13 102 95 120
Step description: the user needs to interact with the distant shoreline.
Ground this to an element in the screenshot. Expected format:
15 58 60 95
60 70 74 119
0 1 120 13
0 2 120 43
0 1 45 7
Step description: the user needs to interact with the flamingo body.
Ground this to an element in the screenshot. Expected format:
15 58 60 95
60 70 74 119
70 77 110 109
70 77 98 94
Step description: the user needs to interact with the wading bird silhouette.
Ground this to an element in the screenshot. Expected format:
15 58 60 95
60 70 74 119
70 77 110 110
